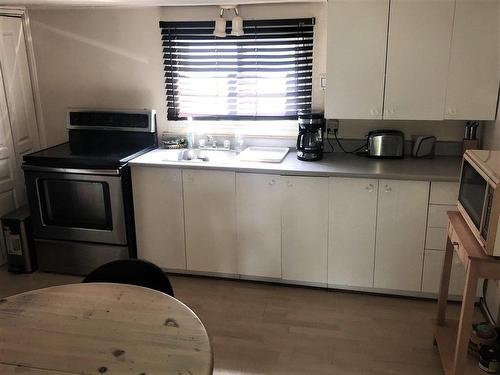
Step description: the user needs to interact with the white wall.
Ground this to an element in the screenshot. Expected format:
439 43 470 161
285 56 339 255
29 4 467 147
29 7 165 146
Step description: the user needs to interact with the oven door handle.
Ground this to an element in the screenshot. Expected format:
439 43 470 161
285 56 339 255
22 165 121 176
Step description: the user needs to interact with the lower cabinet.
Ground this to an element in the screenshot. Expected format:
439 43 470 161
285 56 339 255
183 169 237 274
236 173 281 278
328 177 378 288
131 166 186 270
374 180 430 291
422 249 466 296
132 165 450 297
281 176 329 284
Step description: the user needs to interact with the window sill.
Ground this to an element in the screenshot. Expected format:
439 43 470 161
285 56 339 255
166 120 298 138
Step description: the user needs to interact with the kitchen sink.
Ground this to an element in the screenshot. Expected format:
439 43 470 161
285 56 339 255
162 149 236 164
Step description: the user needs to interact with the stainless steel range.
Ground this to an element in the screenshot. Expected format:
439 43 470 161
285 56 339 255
22 108 157 275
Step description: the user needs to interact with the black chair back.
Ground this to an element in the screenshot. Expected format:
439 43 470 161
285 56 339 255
82 259 174 297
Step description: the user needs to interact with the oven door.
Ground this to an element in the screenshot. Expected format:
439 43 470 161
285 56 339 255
24 166 127 245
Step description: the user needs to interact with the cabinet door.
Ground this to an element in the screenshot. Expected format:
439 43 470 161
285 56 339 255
422 250 466 296
329 178 378 288
384 0 454 120
444 0 499 120
0 17 40 205
325 0 389 119
183 169 237 274
374 180 429 291
429 181 459 206
282 176 328 283
131 167 185 270
236 173 281 278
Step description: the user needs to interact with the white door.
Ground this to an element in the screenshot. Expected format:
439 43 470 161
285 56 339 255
0 16 40 205
374 180 429 291
282 176 328 284
384 0 454 120
236 173 281 279
183 169 237 274
0 68 23 265
325 0 389 119
329 177 378 288
444 0 499 120
131 166 186 270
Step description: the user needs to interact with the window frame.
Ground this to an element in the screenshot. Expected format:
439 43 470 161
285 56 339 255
160 18 315 123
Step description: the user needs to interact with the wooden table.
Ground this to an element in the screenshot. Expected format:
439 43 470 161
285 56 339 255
435 212 500 375
0 283 213 375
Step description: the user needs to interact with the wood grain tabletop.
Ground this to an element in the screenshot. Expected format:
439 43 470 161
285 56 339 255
0 283 213 375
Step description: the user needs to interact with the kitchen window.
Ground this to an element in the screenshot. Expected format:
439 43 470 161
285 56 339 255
160 18 314 122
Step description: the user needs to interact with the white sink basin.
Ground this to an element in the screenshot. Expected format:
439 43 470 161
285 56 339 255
162 149 236 164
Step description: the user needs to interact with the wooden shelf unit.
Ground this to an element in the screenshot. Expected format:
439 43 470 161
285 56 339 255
435 212 500 375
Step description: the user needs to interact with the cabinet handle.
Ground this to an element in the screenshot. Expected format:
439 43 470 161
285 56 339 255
384 185 392 193
452 241 459 248
365 184 374 193
268 179 276 186
286 181 293 188
446 107 457 116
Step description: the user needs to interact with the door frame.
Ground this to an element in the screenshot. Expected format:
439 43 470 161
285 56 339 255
0 6 45 149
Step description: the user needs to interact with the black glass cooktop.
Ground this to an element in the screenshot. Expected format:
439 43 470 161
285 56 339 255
23 130 157 169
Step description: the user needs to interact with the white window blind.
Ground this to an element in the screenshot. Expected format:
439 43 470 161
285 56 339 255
160 18 315 121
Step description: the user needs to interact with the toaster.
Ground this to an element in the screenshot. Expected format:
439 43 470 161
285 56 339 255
367 130 405 159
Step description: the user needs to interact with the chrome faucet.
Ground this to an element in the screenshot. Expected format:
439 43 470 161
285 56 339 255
206 135 217 148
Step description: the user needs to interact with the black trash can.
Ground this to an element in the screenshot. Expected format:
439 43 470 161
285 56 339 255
1 205 36 273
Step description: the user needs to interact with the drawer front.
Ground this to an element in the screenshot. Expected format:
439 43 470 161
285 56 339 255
426 227 447 250
428 204 458 228
430 182 459 205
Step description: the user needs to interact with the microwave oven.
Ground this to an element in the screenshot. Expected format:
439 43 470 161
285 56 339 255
458 150 500 256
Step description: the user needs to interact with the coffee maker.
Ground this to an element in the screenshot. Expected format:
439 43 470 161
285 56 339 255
296 112 326 161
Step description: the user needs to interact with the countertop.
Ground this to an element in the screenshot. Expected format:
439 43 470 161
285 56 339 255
129 149 462 182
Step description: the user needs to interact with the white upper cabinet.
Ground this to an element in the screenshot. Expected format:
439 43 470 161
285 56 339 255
328 177 378 288
444 0 499 120
325 0 498 120
183 169 237 274
325 0 389 119
384 0 454 120
236 173 281 279
281 176 328 284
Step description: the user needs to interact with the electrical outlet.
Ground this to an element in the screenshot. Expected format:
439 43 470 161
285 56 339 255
327 119 340 132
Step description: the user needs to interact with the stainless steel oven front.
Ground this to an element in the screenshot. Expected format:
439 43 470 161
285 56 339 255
24 166 127 245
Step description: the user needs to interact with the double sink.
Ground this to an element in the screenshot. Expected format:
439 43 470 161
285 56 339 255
162 148 237 164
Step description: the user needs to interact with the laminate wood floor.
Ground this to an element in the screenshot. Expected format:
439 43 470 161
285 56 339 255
0 267 469 375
